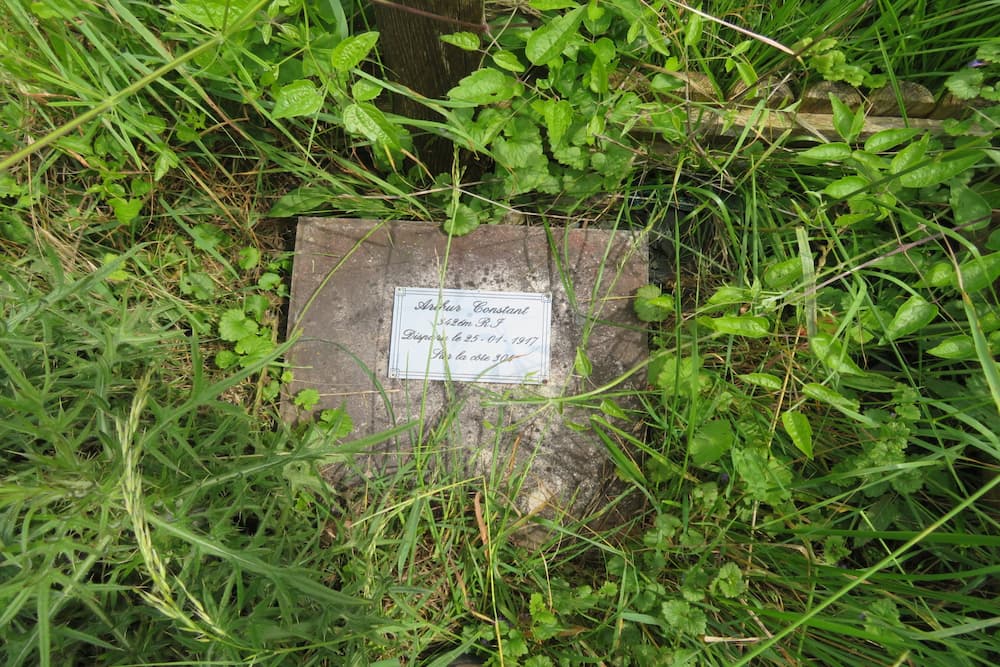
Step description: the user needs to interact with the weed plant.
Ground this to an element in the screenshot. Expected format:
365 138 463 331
2 0 999 665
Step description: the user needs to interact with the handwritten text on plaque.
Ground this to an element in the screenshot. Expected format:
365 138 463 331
388 287 552 383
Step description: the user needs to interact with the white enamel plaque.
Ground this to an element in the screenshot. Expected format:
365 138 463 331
388 287 552 384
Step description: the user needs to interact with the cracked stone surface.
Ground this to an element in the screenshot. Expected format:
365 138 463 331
282 218 648 532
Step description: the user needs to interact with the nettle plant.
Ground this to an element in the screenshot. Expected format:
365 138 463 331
633 97 1000 525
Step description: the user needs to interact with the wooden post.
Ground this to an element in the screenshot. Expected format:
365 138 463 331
372 0 485 174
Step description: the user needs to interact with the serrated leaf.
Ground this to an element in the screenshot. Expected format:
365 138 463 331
526 6 585 65
492 50 526 72
214 349 239 370
739 373 782 390
797 142 852 163
440 31 480 51
272 79 324 119
884 294 938 342
711 562 746 598
690 420 735 467
705 315 770 338
218 309 258 342
544 99 573 148
237 246 260 271
781 410 813 458
319 407 353 439
294 388 320 411
330 31 379 72
634 284 674 322
863 128 922 153
442 203 479 236
945 68 984 100
732 446 792 505
661 599 707 636
109 198 142 225
652 354 702 395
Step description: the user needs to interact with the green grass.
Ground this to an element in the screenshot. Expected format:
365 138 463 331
3 0 1000 664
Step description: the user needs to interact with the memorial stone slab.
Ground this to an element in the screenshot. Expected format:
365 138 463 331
283 218 648 534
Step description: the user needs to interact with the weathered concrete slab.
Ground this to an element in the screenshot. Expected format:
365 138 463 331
283 218 647 530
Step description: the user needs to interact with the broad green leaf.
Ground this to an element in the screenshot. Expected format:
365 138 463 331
268 185 338 217
899 151 984 189
529 0 578 8
927 335 976 359
574 347 592 377
219 309 258 342
739 373 782 391
600 398 627 419
492 50 526 72
884 295 938 341
705 315 770 338
706 285 752 306
829 93 864 143
440 31 480 51
543 99 573 148
330 31 379 72
690 420 735 467
272 79 324 119
447 68 520 105
442 203 480 236
889 135 928 175
763 256 803 289
342 102 403 149
684 9 702 47
810 332 866 376
351 79 382 102
823 175 868 199
920 261 954 288
781 410 813 458
526 6 586 65
954 252 1000 293
634 284 674 322
863 128 922 153
802 383 876 427
951 185 991 228
796 142 852 163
